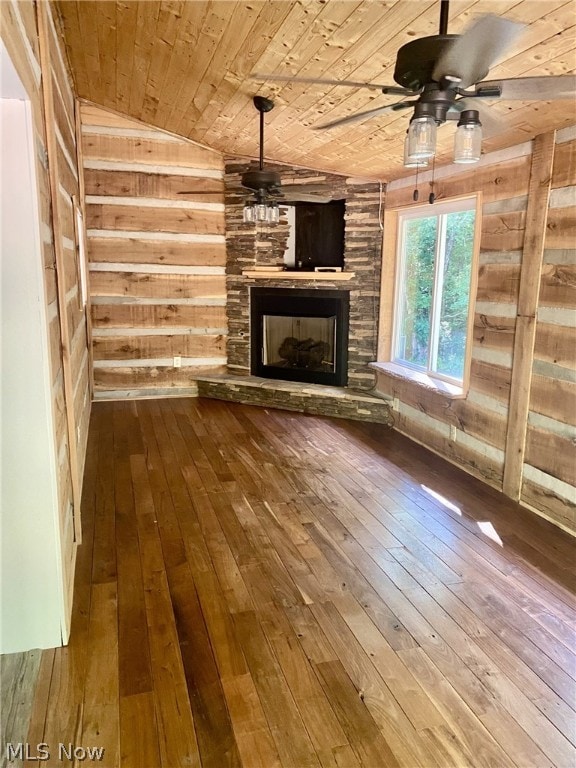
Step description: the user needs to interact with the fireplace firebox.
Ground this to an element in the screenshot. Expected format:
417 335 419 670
250 287 349 386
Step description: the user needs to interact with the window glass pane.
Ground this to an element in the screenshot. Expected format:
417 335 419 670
396 216 437 368
436 209 475 379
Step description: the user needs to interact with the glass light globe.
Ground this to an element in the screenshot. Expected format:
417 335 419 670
408 117 437 159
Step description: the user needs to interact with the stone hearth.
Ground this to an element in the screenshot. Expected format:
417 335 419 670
196 375 393 426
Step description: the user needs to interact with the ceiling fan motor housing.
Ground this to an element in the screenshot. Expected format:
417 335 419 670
241 168 281 192
394 34 486 90
413 83 461 123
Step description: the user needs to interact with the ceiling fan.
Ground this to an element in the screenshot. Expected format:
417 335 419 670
252 0 575 153
178 95 338 207
241 96 339 211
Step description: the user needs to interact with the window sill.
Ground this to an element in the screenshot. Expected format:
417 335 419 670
369 361 466 399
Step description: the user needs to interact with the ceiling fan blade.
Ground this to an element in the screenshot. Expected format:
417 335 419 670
433 14 524 89
314 100 415 130
282 183 336 194
177 190 223 195
282 192 335 204
251 73 413 95
447 99 504 138
476 75 576 100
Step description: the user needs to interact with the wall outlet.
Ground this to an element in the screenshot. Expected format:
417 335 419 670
173 356 182 368
392 397 400 412
449 424 457 441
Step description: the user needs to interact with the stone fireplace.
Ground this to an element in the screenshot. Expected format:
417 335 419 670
196 162 393 425
225 159 384 392
250 287 349 386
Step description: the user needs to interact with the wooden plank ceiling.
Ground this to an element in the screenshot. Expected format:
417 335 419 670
55 0 576 181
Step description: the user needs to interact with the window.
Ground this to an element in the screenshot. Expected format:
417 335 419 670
392 196 479 386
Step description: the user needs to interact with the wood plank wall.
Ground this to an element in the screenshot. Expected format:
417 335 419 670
79 104 228 399
375 134 575 535
522 127 576 531
1 1 92 631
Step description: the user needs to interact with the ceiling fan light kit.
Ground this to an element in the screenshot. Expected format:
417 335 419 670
407 116 437 160
403 132 428 168
243 190 280 224
454 110 483 163
404 107 483 167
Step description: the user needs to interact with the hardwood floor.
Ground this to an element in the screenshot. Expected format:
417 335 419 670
1 651 42 768
25 398 575 768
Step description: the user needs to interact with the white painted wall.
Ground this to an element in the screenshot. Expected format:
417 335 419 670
1 43 65 652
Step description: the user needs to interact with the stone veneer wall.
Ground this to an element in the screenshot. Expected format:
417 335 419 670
225 159 384 390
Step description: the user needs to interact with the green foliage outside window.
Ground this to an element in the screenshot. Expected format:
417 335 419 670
395 204 475 383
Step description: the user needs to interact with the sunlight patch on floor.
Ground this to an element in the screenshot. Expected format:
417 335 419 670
421 485 462 515
477 520 504 546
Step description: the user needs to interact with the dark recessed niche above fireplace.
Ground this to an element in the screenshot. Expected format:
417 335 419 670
251 287 349 387
282 200 345 271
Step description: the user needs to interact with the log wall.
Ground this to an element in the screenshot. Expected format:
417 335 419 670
80 104 227 399
375 132 575 534
1 0 92 636
522 128 576 531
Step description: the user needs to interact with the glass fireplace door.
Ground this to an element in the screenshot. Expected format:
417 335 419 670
250 287 349 386
262 315 337 373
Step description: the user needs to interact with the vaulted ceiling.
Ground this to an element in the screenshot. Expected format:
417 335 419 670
56 0 576 181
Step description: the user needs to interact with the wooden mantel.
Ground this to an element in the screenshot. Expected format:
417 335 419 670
242 270 355 280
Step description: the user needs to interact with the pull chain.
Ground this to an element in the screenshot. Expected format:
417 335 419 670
429 154 436 204
413 162 421 202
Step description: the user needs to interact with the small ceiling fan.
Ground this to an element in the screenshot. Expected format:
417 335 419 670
178 96 338 204
240 96 336 205
252 0 575 139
